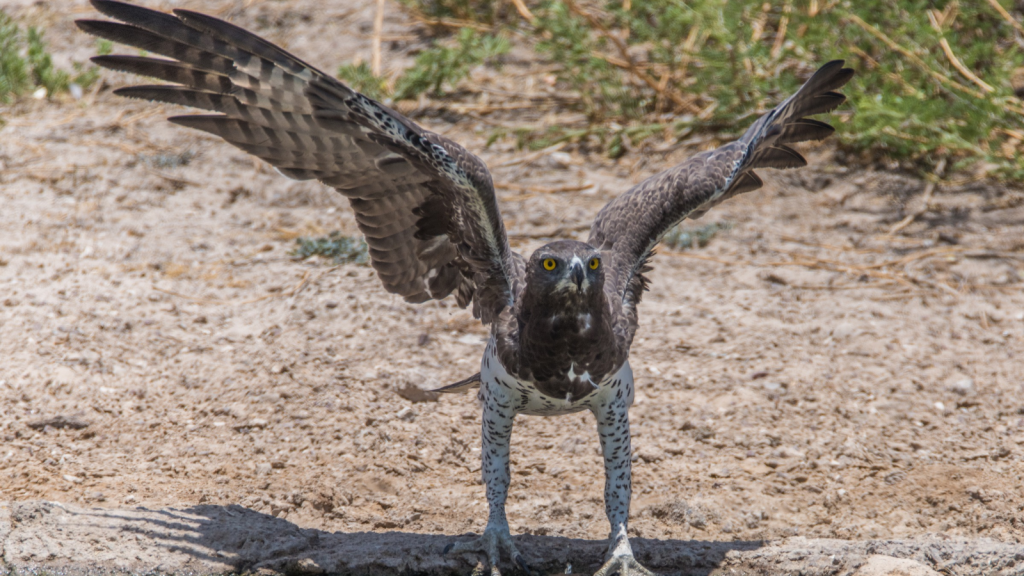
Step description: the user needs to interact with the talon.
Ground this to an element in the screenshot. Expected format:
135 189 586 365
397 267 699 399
443 527 531 575
593 555 657 576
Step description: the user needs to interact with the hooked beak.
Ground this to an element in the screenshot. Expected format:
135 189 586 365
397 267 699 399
570 261 585 290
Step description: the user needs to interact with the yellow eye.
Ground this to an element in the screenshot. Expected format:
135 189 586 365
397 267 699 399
542 258 557 271
589 257 600 270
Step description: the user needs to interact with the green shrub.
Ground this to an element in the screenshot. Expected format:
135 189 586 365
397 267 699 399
291 232 369 265
337 61 391 101
397 0 1024 180
0 12 30 103
662 221 732 251
338 28 509 102
394 27 510 99
398 0 517 26
0 11 104 102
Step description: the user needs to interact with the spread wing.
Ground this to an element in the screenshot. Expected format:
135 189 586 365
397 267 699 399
77 0 522 323
589 60 853 313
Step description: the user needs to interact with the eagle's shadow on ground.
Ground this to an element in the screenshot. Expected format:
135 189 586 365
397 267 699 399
82 503 762 575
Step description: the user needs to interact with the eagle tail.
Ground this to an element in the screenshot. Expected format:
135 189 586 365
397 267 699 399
430 372 481 394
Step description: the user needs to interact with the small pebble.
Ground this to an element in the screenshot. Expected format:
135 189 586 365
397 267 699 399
950 378 974 396
547 151 573 169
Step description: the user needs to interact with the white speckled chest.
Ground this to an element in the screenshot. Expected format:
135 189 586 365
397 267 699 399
478 338 635 417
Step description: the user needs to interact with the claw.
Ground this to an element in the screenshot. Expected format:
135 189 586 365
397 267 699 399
592 554 658 576
444 528 528 576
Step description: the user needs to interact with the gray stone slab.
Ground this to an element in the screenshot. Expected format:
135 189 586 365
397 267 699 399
2 501 1022 576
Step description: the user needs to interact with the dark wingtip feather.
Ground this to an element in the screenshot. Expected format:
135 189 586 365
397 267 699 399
112 85 180 105
90 0 180 28
776 118 836 145
805 60 854 92
114 86 224 113
167 114 230 129
89 0 131 18
90 54 169 72
75 19 116 37
90 54 126 69
804 91 848 117
76 19 170 57
172 7 312 74
751 144 807 170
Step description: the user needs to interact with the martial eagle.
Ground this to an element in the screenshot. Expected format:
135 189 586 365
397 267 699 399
77 3 852 574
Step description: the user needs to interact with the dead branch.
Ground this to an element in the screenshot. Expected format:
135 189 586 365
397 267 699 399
927 9 994 93
562 0 700 114
887 181 936 235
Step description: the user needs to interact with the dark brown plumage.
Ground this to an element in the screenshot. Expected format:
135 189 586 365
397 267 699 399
589 60 854 341
77 4 852 574
512 241 615 400
78 0 522 324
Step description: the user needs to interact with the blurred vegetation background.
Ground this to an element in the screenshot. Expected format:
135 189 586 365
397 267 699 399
382 0 1024 182
0 12 107 104
3 1 1023 183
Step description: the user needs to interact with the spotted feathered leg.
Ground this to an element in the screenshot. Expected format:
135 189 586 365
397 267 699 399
591 396 656 576
444 382 532 576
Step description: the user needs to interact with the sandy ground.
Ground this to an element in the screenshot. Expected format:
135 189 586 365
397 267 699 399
2 1 1024 575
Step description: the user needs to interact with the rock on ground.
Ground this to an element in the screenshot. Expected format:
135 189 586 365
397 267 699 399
850 555 940 576
2 501 1023 576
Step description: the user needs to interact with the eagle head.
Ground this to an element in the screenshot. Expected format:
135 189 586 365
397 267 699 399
525 240 604 303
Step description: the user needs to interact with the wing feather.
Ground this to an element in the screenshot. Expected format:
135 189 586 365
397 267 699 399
749 144 807 170
79 0 521 322
589 61 853 313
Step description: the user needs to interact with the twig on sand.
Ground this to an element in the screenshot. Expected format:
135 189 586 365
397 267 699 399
153 269 318 306
845 13 984 99
562 0 699 114
848 45 923 97
668 246 964 296
846 12 1024 115
510 223 590 238
770 2 791 59
927 9 994 93
509 0 535 23
495 182 594 194
779 235 885 254
403 9 493 31
372 0 385 76
984 0 1024 35
143 167 200 188
492 142 567 168
887 182 936 235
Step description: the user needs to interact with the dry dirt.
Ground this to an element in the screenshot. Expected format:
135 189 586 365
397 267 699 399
2 1 1024 575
